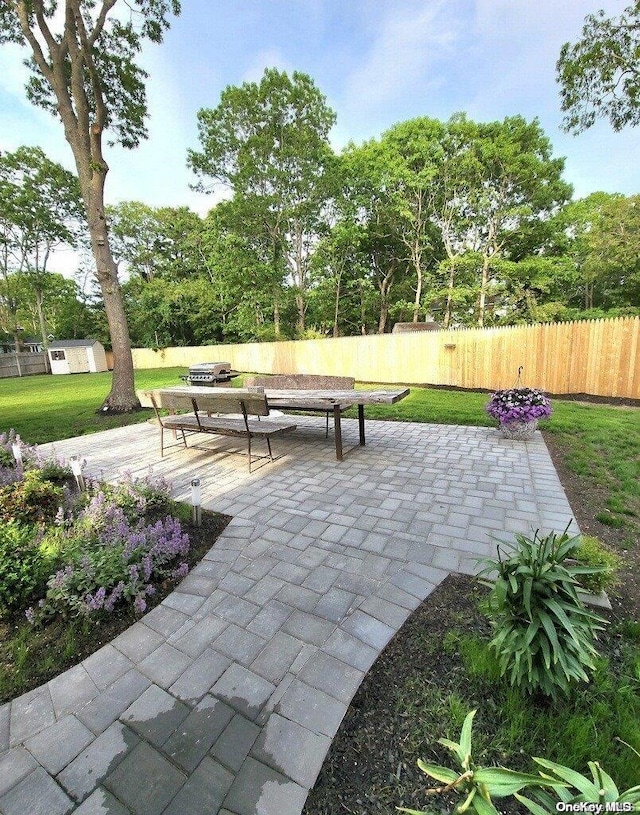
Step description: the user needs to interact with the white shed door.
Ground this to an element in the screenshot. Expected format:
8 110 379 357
66 347 89 373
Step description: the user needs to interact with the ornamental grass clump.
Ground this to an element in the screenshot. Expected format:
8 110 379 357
478 529 607 699
486 387 552 424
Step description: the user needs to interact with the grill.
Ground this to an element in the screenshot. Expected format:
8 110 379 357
180 362 240 386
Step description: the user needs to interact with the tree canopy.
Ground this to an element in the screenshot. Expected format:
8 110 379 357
557 1 640 132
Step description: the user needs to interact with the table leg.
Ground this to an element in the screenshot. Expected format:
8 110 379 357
333 404 343 461
358 404 365 446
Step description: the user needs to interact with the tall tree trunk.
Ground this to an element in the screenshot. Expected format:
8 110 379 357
84 171 137 411
34 289 51 372
273 297 281 337
443 261 455 328
333 274 342 338
478 256 489 328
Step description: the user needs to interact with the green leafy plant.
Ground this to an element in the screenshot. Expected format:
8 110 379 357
397 710 567 815
0 521 54 614
0 469 65 525
515 751 640 814
478 528 607 698
573 535 620 594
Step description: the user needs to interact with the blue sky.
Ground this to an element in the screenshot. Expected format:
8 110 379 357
1 0 638 220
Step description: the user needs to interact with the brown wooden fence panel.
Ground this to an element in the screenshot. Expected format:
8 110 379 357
130 316 640 399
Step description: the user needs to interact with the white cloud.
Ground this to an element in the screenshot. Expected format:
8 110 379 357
343 0 460 115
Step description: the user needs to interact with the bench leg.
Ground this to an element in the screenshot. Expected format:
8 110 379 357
358 404 365 446
333 405 343 462
247 434 252 473
266 437 273 462
325 411 329 438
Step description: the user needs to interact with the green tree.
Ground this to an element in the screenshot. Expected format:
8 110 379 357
557 1 640 132
108 202 203 282
188 68 337 334
1 0 180 411
0 146 83 357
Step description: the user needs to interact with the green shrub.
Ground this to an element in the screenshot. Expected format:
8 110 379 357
0 469 64 525
0 521 53 614
574 535 620 594
478 529 607 699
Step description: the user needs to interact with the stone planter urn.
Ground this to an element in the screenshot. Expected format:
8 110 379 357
499 418 539 440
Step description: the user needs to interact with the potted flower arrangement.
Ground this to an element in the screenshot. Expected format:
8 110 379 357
486 386 552 439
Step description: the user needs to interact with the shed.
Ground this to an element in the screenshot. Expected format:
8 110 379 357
47 340 108 375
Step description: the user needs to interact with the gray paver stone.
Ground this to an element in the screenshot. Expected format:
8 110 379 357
341 609 395 649
210 713 260 773
276 679 347 738
9 687 55 746
48 666 99 718
112 623 165 663
142 605 190 637
162 755 234 815
211 664 275 721
0 746 39 798
250 632 305 684
57 721 140 803
251 713 330 789
24 715 94 775
138 643 192 688
247 600 293 639
214 594 261 626
74 787 130 815
359 595 411 628
82 645 134 691
213 624 267 666
0 702 9 752
161 591 206 616
276 583 320 612
297 651 364 705
169 614 228 658
322 628 378 671
168 648 231 703
281 610 335 646
120 684 190 747
313 587 357 622
104 741 186 815
0 767 73 815
163 695 234 772
76 669 152 735
223 756 308 815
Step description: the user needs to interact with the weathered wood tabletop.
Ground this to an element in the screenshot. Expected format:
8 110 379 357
157 386 410 461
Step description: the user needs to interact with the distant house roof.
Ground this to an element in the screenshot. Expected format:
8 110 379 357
48 339 102 349
392 320 441 333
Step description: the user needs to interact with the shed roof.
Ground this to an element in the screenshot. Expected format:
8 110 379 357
49 339 102 349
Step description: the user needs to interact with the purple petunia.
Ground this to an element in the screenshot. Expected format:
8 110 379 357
486 387 552 424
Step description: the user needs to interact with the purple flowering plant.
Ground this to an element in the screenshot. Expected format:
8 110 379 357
22 470 192 623
486 387 552 425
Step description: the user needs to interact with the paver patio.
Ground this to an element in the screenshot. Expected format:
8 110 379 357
0 416 578 815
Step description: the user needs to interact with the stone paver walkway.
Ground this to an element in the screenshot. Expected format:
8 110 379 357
0 417 577 815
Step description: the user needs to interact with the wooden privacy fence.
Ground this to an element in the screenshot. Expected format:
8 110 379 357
0 352 48 379
131 316 640 399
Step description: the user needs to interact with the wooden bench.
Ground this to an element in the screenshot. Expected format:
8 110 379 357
142 388 297 472
244 374 355 437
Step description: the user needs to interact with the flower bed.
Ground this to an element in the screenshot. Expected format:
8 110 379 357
0 431 191 622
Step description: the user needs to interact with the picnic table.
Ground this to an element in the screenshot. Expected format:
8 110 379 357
157 386 410 461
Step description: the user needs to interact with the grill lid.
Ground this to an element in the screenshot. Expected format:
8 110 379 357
188 361 231 375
